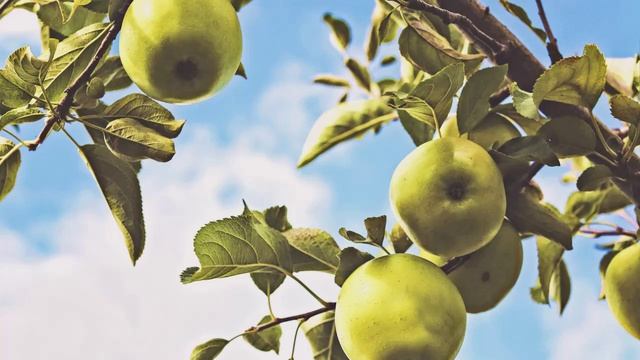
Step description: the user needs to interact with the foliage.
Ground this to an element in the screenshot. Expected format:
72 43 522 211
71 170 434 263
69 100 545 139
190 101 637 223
2 0 640 358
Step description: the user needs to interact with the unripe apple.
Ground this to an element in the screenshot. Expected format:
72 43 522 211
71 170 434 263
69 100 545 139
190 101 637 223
390 137 506 258
604 243 640 339
119 0 242 104
335 254 466 360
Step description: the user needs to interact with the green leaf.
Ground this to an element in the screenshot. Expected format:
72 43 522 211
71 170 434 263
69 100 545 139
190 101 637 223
365 4 398 61
577 165 613 191
0 68 36 108
537 116 596 157
549 259 571 315
0 138 21 202
565 185 631 221
492 103 547 135
181 215 293 283
507 189 573 250
104 118 176 162
364 215 386 246
5 46 46 86
251 270 286 295
86 77 105 99
301 311 348 360
390 223 412 253
536 236 565 304
0 107 44 130
44 22 111 102
344 58 371 91
412 62 465 126
284 228 340 273
510 83 539 119
38 1 105 37
489 149 531 184
103 94 185 138
297 99 393 168
389 95 437 128
79 144 145 264
338 228 366 243
399 22 484 76
610 94 640 125
263 205 292 232
498 135 560 166
398 108 435 146
457 65 509 133
498 0 547 42
313 74 350 88
190 338 229 360
243 316 282 354
323 13 351 51
334 247 374 286
532 44 606 109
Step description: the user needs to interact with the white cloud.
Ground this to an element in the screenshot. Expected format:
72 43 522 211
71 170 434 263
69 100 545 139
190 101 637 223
0 9 40 47
0 126 337 359
545 280 640 360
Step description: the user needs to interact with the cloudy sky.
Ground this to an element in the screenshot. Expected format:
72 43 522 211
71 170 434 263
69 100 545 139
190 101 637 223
1 0 639 359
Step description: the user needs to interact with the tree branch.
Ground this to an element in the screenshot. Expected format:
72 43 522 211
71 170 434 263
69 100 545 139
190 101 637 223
580 227 636 239
403 0 508 60
244 303 336 334
27 0 133 151
534 0 563 63
420 0 640 205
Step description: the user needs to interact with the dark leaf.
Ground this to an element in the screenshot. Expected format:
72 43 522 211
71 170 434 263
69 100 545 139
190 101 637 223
243 316 282 354
334 247 374 286
457 65 509 133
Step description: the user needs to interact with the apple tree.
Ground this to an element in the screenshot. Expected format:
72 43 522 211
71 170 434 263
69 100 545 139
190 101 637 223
0 0 639 358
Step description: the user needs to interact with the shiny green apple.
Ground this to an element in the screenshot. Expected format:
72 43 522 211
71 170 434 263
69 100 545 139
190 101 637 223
446 221 523 313
335 254 466 360
604 243 640 339
440 114 520 149
119 0 242 103
389 137 506 258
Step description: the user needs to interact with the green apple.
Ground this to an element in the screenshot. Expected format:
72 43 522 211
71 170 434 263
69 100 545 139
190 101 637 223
335 254 466 360
604 243 640 339
440 114 520 149
389 137 506 258
119 0 242 104
446 221 523 313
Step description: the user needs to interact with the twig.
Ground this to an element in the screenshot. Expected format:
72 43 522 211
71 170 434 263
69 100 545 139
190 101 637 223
403 0 509 59
27 0 133 151
244 303 336 334
489 84 511 107
441 254 471 274
534 0 562 63
580 227 636 239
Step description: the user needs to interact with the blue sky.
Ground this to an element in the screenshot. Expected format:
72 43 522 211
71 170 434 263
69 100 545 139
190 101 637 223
1 1 639 359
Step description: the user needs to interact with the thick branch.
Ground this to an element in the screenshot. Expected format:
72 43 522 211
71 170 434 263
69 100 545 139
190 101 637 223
28 0 133 151
534 0 563 63
426 0 640 205
245 303 336 334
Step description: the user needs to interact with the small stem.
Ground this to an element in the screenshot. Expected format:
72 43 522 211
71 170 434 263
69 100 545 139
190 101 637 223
589 110 618 159
2 128 27 146
244 303 336 334
0 0 14 15
579 227 636 239
441 254 471 274
623 126 640 162
0 142 24 169
266 288 276 319
289 320 304 360
60 127 81 149
534 0 563 63
286 272 329 307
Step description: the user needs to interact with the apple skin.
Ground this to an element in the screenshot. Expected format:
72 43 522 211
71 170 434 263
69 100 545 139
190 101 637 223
604 243 640 339
389 137 506 258
119 0 242 104
440 114 520 149
335 254 466 360
446 221 523 313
